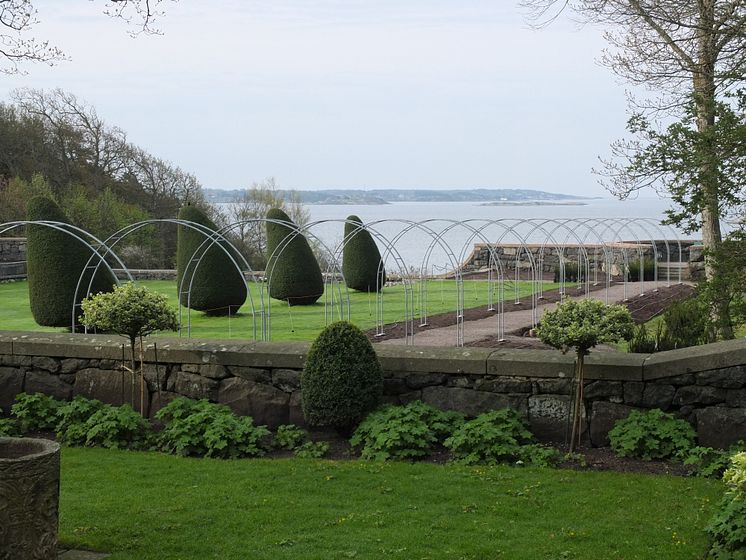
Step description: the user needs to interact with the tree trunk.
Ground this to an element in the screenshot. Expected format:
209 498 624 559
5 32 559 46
693 1 733 339
570 352 585 453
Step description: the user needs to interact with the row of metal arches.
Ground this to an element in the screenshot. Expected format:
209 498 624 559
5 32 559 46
0 217 686 347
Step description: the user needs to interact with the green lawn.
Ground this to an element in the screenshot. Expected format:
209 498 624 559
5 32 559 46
59 447 721 560
0 278 561 341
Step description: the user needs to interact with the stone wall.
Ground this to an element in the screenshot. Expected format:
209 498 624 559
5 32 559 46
462 240 701 280
0 331 744 448
0 238 26 280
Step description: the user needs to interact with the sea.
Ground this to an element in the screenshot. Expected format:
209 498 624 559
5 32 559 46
218 197 698 269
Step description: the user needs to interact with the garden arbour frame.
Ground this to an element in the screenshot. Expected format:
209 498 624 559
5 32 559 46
2 216 686 347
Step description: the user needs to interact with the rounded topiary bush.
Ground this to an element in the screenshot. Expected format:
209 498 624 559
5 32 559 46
342 215 386 292
301 321 383 430
265 207 323 306
26 195 114 327
176 205 247 315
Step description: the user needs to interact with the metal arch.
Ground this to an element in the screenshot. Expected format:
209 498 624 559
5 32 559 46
0 220 133 331
255 218 350 342
77 219 261 339
324 218 414 341
366 219 466 346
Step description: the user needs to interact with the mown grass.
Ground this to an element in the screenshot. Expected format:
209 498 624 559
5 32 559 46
0 278 561 341
59 447 721 560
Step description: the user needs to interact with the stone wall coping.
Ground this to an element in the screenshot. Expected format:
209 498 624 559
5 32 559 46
2 330 746 380
642 338 746 380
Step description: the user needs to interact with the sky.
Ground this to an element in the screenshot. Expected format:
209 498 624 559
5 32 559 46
0 1 637 197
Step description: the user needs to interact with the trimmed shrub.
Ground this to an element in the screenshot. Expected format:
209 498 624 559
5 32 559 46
351 401 464 461
26 195 114 327
301 321 383 430
444 409 558 467
265 207 324 306
342 215 386 292
176 205 247 315
608 409 696 460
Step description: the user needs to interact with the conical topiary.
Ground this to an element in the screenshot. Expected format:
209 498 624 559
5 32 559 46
301 321 383 430
26 195 115 328
176 205 247 315
265 207 323 306
342 215 386 292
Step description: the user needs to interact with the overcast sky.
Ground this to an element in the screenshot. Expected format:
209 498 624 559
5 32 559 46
0 1 638 197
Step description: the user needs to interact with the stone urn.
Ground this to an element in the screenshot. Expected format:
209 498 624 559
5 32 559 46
0 437 61 559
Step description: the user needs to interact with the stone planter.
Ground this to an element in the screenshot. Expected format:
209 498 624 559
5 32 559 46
0 437 61 559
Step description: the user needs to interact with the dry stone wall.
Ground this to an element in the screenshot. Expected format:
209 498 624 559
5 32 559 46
0 331 744 447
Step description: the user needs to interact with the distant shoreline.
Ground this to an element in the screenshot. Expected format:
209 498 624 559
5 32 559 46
480 201 588 207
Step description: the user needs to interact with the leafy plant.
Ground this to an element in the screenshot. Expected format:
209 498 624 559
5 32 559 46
274 424 309 450
350 401 464 461
684 442 746 479
11 392 62 432
301 321 383 431
626 258 656 282
156 398 270 459
608 409 696 461
706 452 746 559
443 409 552 466
536 299 634 451
294 441 330 459
83 404 152 449
663 297 715 348
56 396 108 446
0 409 18 437
553 261 585 283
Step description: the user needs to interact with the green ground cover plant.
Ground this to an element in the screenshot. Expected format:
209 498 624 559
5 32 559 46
351 401 464 461
58 446 723 559
11 392 61 432
609 409 696 461
706 452 746 558
0 278 564 340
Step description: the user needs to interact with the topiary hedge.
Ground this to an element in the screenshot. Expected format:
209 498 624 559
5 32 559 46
301 321 383 430
176 205 247 315
342 215 386 292
265 207 324 306
26 195 114 327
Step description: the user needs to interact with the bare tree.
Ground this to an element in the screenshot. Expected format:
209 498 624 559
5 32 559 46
0 0 175 74
522 0 746 336
223 177 310 269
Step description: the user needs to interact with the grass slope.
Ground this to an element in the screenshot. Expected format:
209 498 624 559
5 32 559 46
0 279 561 341
59 448 721 560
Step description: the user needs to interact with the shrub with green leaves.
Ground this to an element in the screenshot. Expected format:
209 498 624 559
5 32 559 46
0 409 18 437
301 321 383 431
56 396 108 445
663 297 714 348
274 424 309 450
11 392 62 432
553 261 584 283
156 398 270 459
294 441 330 459
684 442 746 479
83 404 152 449
350 401 464 461
608 409 696 461
706 452 746 559
626 258 656 282
444 409 556 466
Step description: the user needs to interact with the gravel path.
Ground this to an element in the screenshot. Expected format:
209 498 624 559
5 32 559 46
378 281 693 348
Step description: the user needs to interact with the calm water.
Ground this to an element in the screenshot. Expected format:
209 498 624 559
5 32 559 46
220 197 697 268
